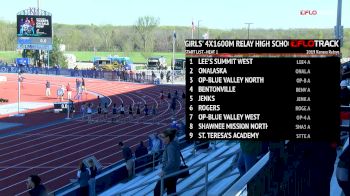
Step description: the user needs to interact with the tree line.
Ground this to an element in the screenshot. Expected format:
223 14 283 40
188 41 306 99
0 16 349 57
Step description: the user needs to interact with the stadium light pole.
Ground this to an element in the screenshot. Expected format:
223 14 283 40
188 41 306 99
336 0 343 47
197 20 202 39
245 22 253 39
172 30 176 84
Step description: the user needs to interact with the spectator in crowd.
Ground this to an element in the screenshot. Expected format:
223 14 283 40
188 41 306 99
142 71 146 81
54 64 58 75
160 71 164 81
166 71 171 82
119 141 134 179
135 141 149 172
154 128 181 196
56 64 61 75
26 174 48 196
45 80 51 97
88 159 98 196
77 162 90 196
45 64 49 74
73 65 79 76
337 144 350 195
152 71 156 82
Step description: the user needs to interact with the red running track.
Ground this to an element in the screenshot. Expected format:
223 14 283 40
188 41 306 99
0 73 185 195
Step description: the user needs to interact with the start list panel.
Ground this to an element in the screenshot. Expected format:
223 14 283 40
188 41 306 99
185 39 340 141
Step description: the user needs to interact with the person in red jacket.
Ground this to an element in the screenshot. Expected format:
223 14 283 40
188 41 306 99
66 83 72 100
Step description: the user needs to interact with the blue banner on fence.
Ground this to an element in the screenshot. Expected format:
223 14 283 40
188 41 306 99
16 58 30 66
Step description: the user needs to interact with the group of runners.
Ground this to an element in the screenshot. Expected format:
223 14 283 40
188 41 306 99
43 77 185 124
160 89 186 116
79 101 159 124
77 89 185 124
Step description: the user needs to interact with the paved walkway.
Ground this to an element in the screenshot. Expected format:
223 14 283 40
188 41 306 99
0 102 52 115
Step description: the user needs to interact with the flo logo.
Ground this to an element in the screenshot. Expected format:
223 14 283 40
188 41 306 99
300 10 318 15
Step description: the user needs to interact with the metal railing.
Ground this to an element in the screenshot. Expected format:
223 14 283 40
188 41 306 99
224 152 270 196
53 135 190 195
113 143 240 196
132 140 213 176
0 65 186 85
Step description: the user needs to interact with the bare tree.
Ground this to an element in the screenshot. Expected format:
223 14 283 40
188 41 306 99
134 16 159 52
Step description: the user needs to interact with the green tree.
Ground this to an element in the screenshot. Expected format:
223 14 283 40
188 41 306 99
22 49 35 58
49 36 67 68
20 50 42 66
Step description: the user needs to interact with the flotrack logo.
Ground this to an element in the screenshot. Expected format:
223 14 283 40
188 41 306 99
300 10 318 15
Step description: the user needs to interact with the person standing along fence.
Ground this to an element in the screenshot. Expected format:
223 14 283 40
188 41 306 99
154 128 180 196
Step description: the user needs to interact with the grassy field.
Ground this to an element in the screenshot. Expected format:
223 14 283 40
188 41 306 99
2 49 350 66
0 51 21 63
70 51 185 64
0 51 185 65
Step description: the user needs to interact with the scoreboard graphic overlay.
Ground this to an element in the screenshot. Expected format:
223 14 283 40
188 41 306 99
186 39 340 141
